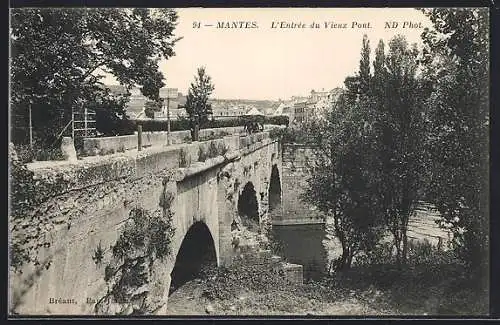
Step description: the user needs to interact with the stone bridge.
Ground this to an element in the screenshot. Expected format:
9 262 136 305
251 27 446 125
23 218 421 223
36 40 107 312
9 129 286 315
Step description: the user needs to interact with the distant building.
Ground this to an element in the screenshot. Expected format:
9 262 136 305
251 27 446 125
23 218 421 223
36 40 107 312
310 89 330 102
211 101 247 118
107 85 187 119
285 88 345 124
327 88 344 102
273 101 295 122
293 101 308 124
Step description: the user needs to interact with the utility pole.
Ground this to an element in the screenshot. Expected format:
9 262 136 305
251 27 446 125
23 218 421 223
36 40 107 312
28 99 33 149
164 88 177 145
71 103 75 140
84 105 88 138
137 124 142 151
167 96 171 145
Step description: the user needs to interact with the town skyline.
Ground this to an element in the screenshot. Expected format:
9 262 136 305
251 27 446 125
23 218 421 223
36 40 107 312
102 8 432 101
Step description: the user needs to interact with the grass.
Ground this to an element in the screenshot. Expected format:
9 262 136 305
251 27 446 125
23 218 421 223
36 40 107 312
334 241 489 315
328 262 488 315
191 240 488 316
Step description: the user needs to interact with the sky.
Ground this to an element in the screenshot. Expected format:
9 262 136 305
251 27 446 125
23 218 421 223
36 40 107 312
104 8 433 101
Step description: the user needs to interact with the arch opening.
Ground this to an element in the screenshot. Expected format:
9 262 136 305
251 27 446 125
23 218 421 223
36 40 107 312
169 222 217 296
237 182 259 231
268 164 282 220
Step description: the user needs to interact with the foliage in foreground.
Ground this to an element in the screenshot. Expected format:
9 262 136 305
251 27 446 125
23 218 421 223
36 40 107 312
9 145 70 271
343 241 488 315
193 242 487 315
10 8 180 146
301 8 489 272
419 8 489 274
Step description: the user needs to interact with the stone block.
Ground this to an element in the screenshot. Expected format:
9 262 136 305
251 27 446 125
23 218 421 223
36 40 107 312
282 262 303 285
270 255 282 264
258 249 272 260
60 137 77 162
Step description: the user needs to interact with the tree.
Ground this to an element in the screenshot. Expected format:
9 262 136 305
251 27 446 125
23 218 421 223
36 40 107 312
304 34 429 268
10 8 180 146
303 96 385 270
184 67 215 140
371 35 429 264
343 34 371 105
371 40 386 98
359 34 371 95
420 8 489 273
302 37 385 270
144 100 163 119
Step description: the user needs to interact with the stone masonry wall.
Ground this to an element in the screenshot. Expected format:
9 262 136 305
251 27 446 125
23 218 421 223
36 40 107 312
83 126 246 156
280 144 323 224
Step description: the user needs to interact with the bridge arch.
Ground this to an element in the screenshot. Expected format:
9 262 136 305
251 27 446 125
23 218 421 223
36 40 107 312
169 221 217 295
268 164 282 220
237 181 260 231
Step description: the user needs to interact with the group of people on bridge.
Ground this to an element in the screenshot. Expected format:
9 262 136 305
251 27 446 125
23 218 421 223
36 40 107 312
244 120 264 134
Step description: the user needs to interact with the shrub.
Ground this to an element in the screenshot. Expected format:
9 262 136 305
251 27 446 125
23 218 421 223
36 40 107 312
14 144 35 164
9 146 70 271
34 147 65 161
198 146 208 162
111 115 289 136
131 119 191 133
207 142 219 159
13 143 65 163
266 115 289 126
269 126 311 144
95 107 136 136
353 241 396 267
178 148 188 167
218 142 229 156
200 257 292 301
97 207 175 315
116 144 126 153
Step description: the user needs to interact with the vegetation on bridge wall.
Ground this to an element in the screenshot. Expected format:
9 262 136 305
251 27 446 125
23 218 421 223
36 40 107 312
95 174 176 315
95 206 175 315
9 144 71 273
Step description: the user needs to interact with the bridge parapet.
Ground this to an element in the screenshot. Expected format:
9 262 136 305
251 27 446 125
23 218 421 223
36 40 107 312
83 126 245 156
26 130 278 198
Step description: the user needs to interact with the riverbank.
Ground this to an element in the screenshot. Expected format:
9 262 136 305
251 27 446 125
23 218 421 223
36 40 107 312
166 256 488 316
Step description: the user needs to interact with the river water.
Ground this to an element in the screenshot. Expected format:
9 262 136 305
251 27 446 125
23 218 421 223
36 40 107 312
272 202 451 280
272 223 330 281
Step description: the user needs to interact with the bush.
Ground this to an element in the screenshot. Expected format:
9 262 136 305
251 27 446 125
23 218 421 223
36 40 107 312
178 149 188 167
353 241 396 267
9 145 71 271
14 144 36 164
107 115 289 135
269 126 312 144
95 107 136 136
13 143 65 163
266 115 289 126
200 257 292 301
198 146 208 162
